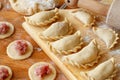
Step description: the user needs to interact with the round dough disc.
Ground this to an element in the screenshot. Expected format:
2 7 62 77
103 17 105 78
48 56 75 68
0 65 12 80
0 21 14 39
28 62 56 80
7 40 33 60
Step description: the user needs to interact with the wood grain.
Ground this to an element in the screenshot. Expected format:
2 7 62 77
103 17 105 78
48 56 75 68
22 9 120 80
0 0 67 80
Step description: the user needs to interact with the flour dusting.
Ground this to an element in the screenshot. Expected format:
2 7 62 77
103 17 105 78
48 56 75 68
99 24 110 29
109 49 120 55
34 47 42 52
27 59 35 64
83 36 91 43
118 64 120 67
29 0 55 10
6 3 11 10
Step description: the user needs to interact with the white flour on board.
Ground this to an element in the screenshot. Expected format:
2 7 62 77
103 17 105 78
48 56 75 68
27 59 35 64
109 49 120 55
83 36 91 43
34 47 42 52
6 3 11 10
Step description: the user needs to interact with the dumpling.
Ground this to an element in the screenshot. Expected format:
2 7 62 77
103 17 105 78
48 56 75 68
72 9 95 27
9 0 64 15
93 27 119 49
24 8 59 26
80 58 117 80
49 31 83 54
62 39 101 68
40 18 73 41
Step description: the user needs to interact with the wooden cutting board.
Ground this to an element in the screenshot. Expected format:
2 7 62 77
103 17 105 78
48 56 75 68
0 0 67 80
22 9 120 80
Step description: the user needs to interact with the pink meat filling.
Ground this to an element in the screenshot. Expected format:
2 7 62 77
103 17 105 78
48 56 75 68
0 67 9 80
0 23 9 34
34 65 51 78
14 40 28 55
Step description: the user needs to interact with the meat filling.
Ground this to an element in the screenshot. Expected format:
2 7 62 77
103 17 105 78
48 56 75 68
14 40 28 55
0 23 9 34
34 64 51 78
0 67 9 80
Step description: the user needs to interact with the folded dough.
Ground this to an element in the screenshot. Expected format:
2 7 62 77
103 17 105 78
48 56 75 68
80 58 117 80
93 27 119 49
24 8 59 26
62 39 101 68
9 0 63 15
49 31 83 54
72 9 95 27
40 18 73 41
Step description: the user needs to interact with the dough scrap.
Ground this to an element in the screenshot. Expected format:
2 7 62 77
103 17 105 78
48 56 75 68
0 21 14 39
24 8 59 26
28 62 56 80
7 40 33 60
9 0 63 15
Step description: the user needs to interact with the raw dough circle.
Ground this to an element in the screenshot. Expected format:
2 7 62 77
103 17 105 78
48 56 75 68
0 21 14 39
7 40 33 60
28 62 56 80
0 65 12 80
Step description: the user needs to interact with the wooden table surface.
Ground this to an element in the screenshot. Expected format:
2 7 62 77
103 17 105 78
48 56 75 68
0 0 120 80
0 0 68 80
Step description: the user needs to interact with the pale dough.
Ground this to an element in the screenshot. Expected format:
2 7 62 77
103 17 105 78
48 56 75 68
0 22 14 39
0 65 12 80
28 62 56 80
80 58 117 80
7 40 33 60
93 27 119 49
9 0 63 15
72 9 95 27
